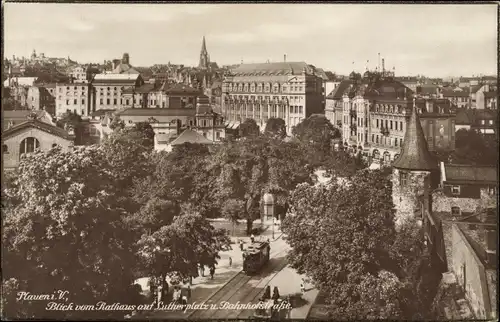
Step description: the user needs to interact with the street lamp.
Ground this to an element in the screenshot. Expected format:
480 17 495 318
263 193 275 239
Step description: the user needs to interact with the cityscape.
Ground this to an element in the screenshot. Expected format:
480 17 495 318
2 3 498 321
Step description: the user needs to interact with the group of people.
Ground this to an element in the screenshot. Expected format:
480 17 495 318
256 286 292 318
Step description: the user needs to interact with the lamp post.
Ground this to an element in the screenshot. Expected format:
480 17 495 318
263 193 275 239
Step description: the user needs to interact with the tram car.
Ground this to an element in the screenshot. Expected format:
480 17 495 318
242 240 270 274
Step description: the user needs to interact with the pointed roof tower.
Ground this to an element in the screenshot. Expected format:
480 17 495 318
198 36 210 69
201 36 207 54
393 98 438 171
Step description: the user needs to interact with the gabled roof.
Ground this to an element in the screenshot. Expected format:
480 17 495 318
326 80 352 100
3 119 74 140
169 129 212 146
393 103 438 171
443 164 497 185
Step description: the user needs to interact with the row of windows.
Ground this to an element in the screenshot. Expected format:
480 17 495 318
376 119 404 131
225 105 303 114
225 83 304 93
66 99 86 105
372 134 403 147
58 86 87 92
3 138 65 156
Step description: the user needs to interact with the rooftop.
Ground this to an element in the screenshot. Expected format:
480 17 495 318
443 163 497 185
230 62 314 76
326 80 352 100
169 128 212 146
3 119 74 140
118 108 196 117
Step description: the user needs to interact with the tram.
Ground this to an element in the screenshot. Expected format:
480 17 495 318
242 240 270 275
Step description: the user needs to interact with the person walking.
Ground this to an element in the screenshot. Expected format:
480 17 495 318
239 239 244 251
272 286 280 301
209 266 215 280
228 256 232 267
300 278 305 294
263 285 271 300
250 234 255 243
187 284 191 300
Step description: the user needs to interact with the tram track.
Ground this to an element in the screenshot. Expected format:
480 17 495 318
188 244 289 320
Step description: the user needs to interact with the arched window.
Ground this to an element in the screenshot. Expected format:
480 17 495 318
19 137 40 157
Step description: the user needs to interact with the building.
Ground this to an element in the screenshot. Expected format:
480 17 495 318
391 104 439 225
396 76 419 92
155 128 213 152
469 84 490 109
476 87 497 110
70 66 88 83
2 111 75 170
422 163 497 319
92 74 144 112
454 109 497 136
332 71 456 164
194 94 226 142
442 88 470 109
221 61 324 134
55 83 91 117
27 84 56 114
483 92 497 110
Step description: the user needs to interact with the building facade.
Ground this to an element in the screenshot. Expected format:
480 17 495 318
2 112 74 170
92 74 144 112
70 66 88 83
55 83 92 117
27 84 56 114
221 62 324 134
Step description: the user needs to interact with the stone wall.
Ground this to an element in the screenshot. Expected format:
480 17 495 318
392 168 430 226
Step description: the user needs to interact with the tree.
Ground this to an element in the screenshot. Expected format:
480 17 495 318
450 129 497 166
2 146 137 320
264 118 287 139
282 169 402 319
109 114 125 131
56 111 84 145
322 149 367 178
134 122 155 150
292 114 339 147
238 118 260 138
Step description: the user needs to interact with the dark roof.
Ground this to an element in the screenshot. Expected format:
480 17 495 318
444 164 497 185
118 108 196 117
4 110 48 121
231 62 314 76
470 85 482 93
417 85 438 95
164 83 200 95
3 119 74 140
326 80 352 100
393 104 438 171
415 98 456 115
455 109 474 125
484 91 497 99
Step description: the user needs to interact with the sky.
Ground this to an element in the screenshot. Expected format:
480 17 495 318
3 3 498 78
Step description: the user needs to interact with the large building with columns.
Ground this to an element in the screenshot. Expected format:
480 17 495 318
221 62 324 134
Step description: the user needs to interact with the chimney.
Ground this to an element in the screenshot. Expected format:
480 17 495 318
284 54 287 63
122 53 130 65
112 59 120 69
382 58 385 75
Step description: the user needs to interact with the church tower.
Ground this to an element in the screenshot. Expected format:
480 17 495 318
392 98 438 227
198 36 210 70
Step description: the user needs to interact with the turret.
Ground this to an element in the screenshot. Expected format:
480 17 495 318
392 98 438 227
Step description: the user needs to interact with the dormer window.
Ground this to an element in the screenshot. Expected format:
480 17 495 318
451 186 461 195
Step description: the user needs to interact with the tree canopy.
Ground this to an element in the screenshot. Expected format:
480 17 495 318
238 118 261 138
264 117 287 139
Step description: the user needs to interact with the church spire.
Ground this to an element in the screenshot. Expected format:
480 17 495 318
198 36 210 69
392 98 437 171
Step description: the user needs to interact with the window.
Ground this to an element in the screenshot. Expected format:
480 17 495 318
372 134 375 142
489 120 493 125
74 99 77 105
376 119 379 128
216 131 220 140
481 120 485 125
451 207 461 216
2 144 8 154
395 122 398 130
400 121 403 131
82 99 85 105
19 137 40 156
100 98 103 104
390 121 393 130
376 135 379 144
107 99 110 105
400 171 408 186
400 138 403 147
66 100 69 105
488 186 497 195
451 186 461 195
112 99 117 105
395 139 398 147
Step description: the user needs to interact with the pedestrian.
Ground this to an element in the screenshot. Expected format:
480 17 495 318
228 256 232 267
250 234 255 243
209 266 215 279
300 279 305 294
199 264 205 277
272 286 280 301
181 295 188 311
285 296 292 319
187 284 191 300
263 285 271 300
239 239 244 251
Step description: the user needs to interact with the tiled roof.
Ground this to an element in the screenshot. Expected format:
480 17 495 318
3 119 74 140
118 108 196 117
170 129 212 146
393 104 438 171
231 62 313 76
444 164 497 185
326 80 351 99
442 89 469 97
